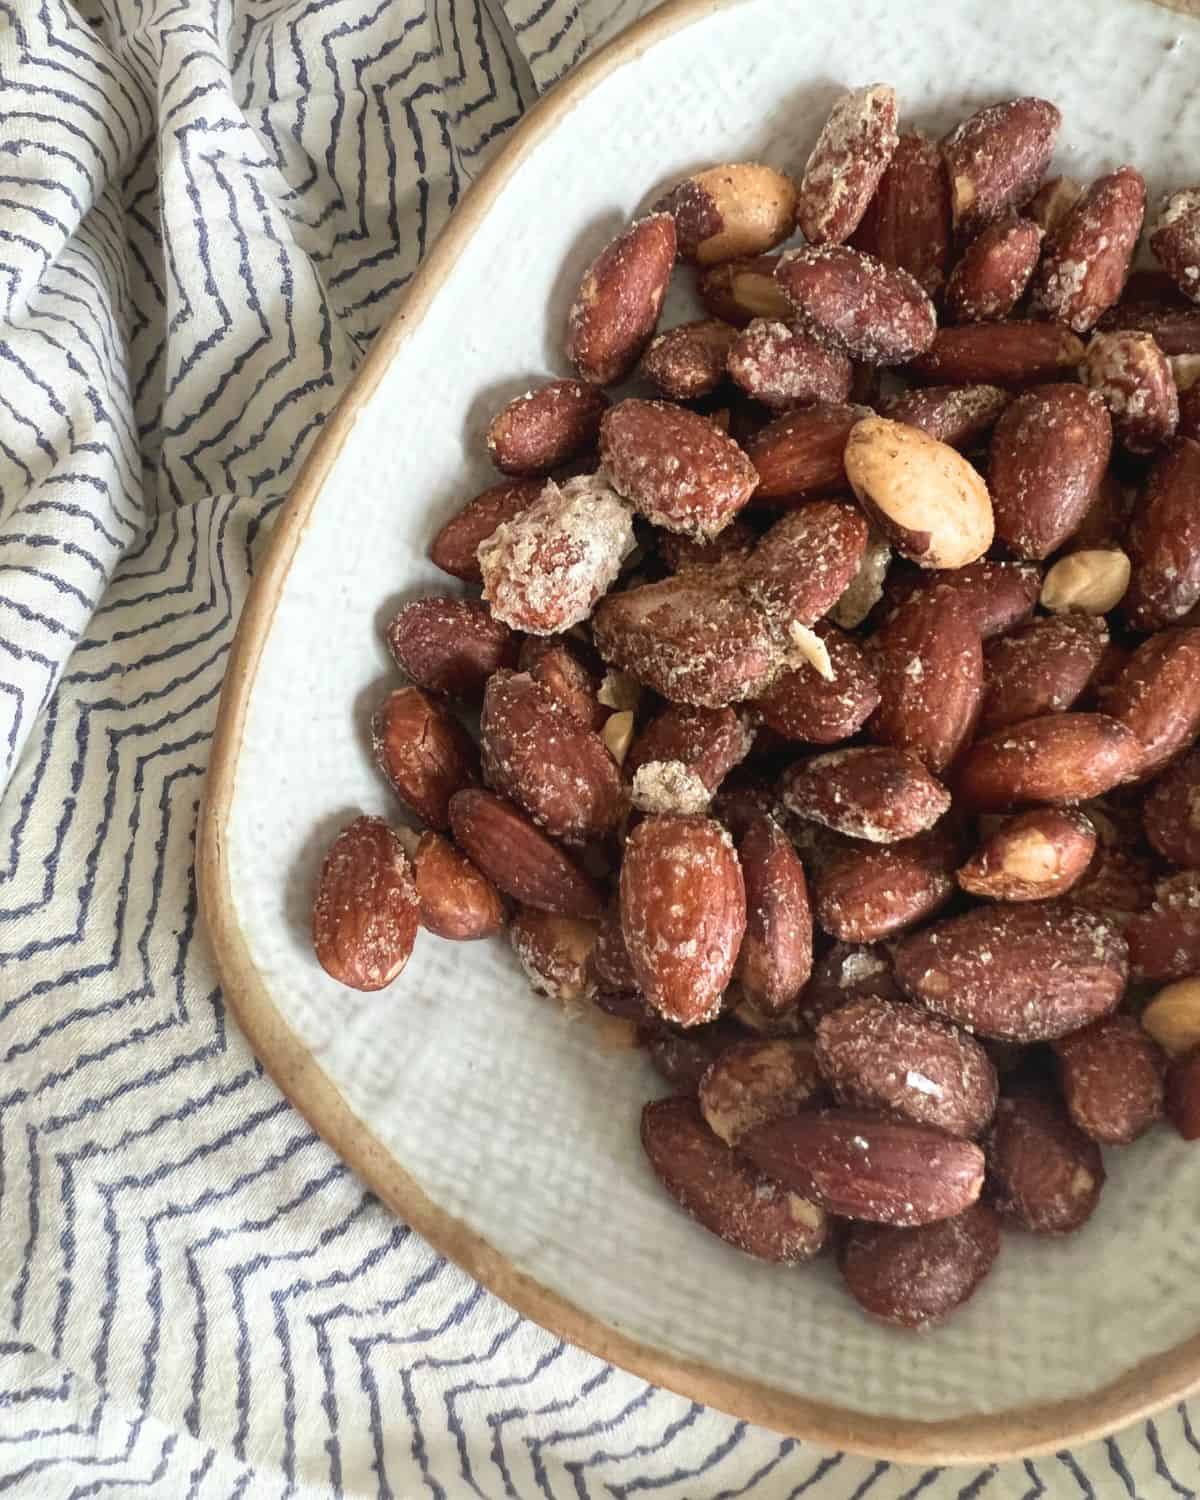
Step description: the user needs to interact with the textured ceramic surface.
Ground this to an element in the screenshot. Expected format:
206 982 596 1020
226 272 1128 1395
210 0 1200 1450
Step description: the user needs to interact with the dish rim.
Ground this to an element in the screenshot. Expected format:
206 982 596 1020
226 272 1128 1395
197 0 1200 1462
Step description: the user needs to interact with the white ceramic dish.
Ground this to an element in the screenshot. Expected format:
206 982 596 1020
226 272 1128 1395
200 0 1200 1462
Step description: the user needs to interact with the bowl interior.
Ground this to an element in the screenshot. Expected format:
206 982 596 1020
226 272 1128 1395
220 0 1200 1440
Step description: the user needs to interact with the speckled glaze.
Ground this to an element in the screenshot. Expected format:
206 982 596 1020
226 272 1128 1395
204 0 1200 1460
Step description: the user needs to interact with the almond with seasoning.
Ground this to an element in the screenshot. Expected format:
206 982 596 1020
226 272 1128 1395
657 517 755 574
385 596 519 701
800 942 903 1028
312 816 419 991
1027 174 1084 234
736 814 812 1013
1125 437 1200 630
640 318 738 399
1151 188 1200 303
699 1037 823 1144
979 614 1108 734
810 827 959 944
987 1088 1105 1233
849 129 950 294
372 686 480 830
1080 330 1178 453
519 637 605 730
893 901 1128 1041
917 560 1042 640
654 163 797 265
509 907 599 1003
957 809 1097 902
1030 166 1146 332
727 319 853 407
740 501 868 630
408 831 504 941
1105 627 1200 778
907 320 1086 387
620 814 746 1027
839 1203 1001 1328
755 625 880 744
448 789 604 919
956 713 1144 810
640 1096 828 1263
945 216 1043 323
885 383 1011 449
796 83 899 245
627 703 753 815
747 400 864 503
1054 1015 1165 1145
429 478 542 583
567 213 676 384
739 1108 985 1227
941 97 1061 240
781 746 950 843
1125 889 1200 983
816 995 997 1137
485 379 608 476
774 245 937 363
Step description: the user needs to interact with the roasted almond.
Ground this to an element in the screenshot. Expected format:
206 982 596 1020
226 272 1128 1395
918 560 1042 640
796 83 899 245
697 253 791 326
885 383 1011 450
448 789 604 919
1030 167 1146 332
781 746 950 843
312 815 419 991
654 163 797 265
699 1037 822 1144
868 587 985 773
755 625 880 744
739 1108 985 1227
839 1203 1001 1328
849 129 950 295
1026 174 1084 235
736 814 813 1014
567 213 676 384
1125 437 1200 630
986 1088 1105 1234
844 416 994 570
747 401 864 503
519 637 605 730
945 216 1043 323
727 319 853 407
1040 550 1131 616
906 321 1085 388
1071 844 1156 920
600 399 757 539
429 478 542 583
1100 300 1200 356
816 996 997 1137
658 517 756 574
385 596 518 701
479 474 634 635
620 814 746 1027
1080 330 1178 453
957 809 1097 902
1144 749 1200 867
894 902 1128 1041
941 98 1061 241
740 501 868 630
800 942 902 1028
1054 1015 1165 1145
1165 1046 1200 1140
956 713 1144 810
371 686 480 830
644 1018 745 1092
593 568 778 709
627 703 753 815
810 827 958 944
1140 977 1200 1055
1105 628 1200 778
485 379 608 476
988 384 1113 560
480 671 623 843
1151 188 1200 303
640 1096 828 1262
774 246 937 363
408 831 505 941
979 614 1108 734
640 318 738 399
509 906 599 1002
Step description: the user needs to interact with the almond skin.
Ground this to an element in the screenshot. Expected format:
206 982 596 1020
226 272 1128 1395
868 587 984 774
640 318 738 399
988 384 1113 560
1054 1015 1165 1145
986 1088 1105 1234
811 827 959 944
371 686 480 830
1030 167 1146 332
699 1037 823 1145
740 501 868 629
385 596 518 701
736 815 812 1014
893 902 1128 1041
1081 330 1178 454
1144 749 1200 867
781 746 950 844
429 479 542 583
409 832 504 941
480 671 623 844
885 383 1012 449
955 713 1144 811
311 816 419 991
941 98 1061 241
839 1203 1001 1328
485 380 609 476
567 213 676 384
654 163 797 266
600 399 757 539
844 417 994 570
979 614 1108 734
448 789 604 919
739 1108 985 1227
797 83 899 246
620 814 746 1027
1104 627 1200 777
849 130 950 295
755 625 880 744
906 321 1085 388
774 246 937 364
1125 437 1200 630
746 401 864 503
1100 300 1200 357
1128 893 1200 984
945 217 1043 323
640 1096 828 1263
816 996 997 1138
957 809 1097 902
727 319 853 407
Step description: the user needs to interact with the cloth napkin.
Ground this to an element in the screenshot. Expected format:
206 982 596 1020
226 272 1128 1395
2 0 1198 1494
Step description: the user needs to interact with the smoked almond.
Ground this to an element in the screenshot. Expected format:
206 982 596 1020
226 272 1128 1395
781 746 950 843
372 686 480 830
849 130 950 295
839 1204 1001 1328
448 789 604 919
810 827 958 944
312 816 419 991
485 380 608 476
797 83 899 246
567 213 676 384
1125 437 1200 630
386 596 518 701
956 713 1144 810
941 98 1061 241
986 1088 1105 1234
699 1037 823 1144
957 809 1097 902
735 814 813 1013
979 614 1108 734
774 245 937 364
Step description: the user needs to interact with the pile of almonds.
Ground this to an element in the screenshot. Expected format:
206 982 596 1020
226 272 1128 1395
311 85 1200 1330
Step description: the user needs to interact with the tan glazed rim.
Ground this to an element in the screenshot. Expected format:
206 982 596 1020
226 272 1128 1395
198 0 1200 1464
